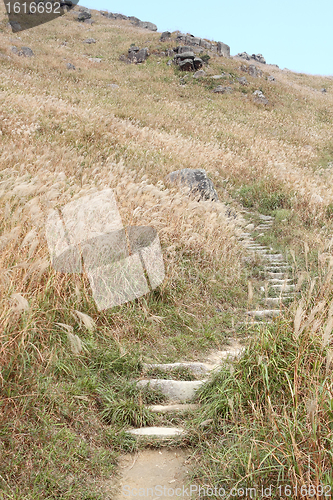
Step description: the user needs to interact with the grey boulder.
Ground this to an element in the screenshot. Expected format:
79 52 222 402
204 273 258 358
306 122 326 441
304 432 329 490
127 47 149 63
179 59 194 71
167 168 218 202
213 85 233 94
248 64 263 77
217 41 230 57
193 70 206 78
76 11 91 21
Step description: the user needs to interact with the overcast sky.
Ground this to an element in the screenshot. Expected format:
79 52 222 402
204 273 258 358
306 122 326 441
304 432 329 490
81 0 332 76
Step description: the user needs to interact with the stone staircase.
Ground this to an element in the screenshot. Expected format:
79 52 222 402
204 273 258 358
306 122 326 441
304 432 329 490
125 211 296 441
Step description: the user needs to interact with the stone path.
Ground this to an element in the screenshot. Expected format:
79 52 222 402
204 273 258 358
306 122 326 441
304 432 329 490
111 211 295 498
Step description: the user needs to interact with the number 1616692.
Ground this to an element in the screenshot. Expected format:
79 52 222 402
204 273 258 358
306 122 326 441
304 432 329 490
5 2 61 14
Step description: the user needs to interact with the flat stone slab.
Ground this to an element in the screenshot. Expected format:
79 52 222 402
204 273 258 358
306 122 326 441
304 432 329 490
268 278 293 284
148 403 198 413
137 379 205 402
266 272 286 279
128 427 185 438
270 284 295 291
264 265 291 271
265 296 294 304
264 254 284 261
258 215 274 220
143 362 211 377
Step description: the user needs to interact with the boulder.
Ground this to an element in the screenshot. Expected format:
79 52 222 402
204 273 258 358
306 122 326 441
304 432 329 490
160 31 171 41
12 46 34 57
179 59 194 71
213 86 233 94
193 70 206 78
217 41 230 57
237 52 251 60
248 64 263 77
127 47 149 63
186 35 201 46
76 11 91 21
137 21 157 31
167 168 218 202
252 53 266 64
253 90 269 104
111 13 128 20
129 16 140 24
176 46 192 54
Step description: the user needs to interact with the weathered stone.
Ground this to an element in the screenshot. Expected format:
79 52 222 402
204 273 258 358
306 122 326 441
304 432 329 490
143 362 211 377
213 86 233 94
251 53 266 64
178 59 194 71
88 58 102 63
177 46 192 54
193 57 203 70
167 168 218 201
128 47 149 63
137 379 205 402
186 35 201 46
160 31 171 41
237 51 251 60
268 75 275 82
128 427 185 439
193 70 206 78
200 39 212 50
253 89 269 104
83 38 96 44
66 62 75 70
321 88 327 93
14 47 34 57
137 21 157 31
129 16 140 23
76 11 91 21
176 51 195 60
8 21 21 32
149 404 198 413
217 41 230 57
84 19 94 25
248 64 263 77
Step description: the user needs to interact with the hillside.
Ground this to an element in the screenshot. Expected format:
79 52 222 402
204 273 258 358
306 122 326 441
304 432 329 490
1 4 333 499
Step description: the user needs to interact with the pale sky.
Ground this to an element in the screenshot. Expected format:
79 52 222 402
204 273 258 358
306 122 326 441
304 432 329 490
81 0 332 75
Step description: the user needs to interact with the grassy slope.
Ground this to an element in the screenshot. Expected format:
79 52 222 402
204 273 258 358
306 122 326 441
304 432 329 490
0 4 333 498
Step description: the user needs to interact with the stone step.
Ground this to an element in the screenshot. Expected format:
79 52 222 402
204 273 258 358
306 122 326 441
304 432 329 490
264 265 291 271
270 284 295 292
127 427 186 440
264 296 294 305
258 215 274 221
148 403 198 413
245 245 269 250
238 320 272 326
142 362 211 377
137 379 205 402
247 309 281 318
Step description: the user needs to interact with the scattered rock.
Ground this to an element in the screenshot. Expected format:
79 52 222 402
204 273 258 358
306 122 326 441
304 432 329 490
213 86 233 94
217 41 230 57
66 62 75 70
193 70 206 78
268 75 276 82
176 51 195 60
236 51 251 60
137 21 157 31
84 19 94 25
11 46 34 57
76 11 91 22
166 168 219 202
321 88 327 93
88 58 102 63
253 90 269 104
211 74 225 80
82 38 96 44
248 64 263 77
127 46 149 64
200 39 212 50
107 83 119 89
237 76 248 85
160 31 171 41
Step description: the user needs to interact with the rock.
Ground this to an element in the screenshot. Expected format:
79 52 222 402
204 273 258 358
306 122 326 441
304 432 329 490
137 21 157 31
176 45 194 56
107 83 119 89
252 53 266 64
175 51 195 61
8 21 21 32
160 31 171 41
186 35 201 46
237 51 251 60
127 46 149 63
149 404 198 413
167 59 173 66
268 75 275 82
137 379 205 402
237 76 248 85
200 39 212 50
167 168 219 201
213 86 233 94
253 89 269 104
129 16 140 24
179 59 194 71
12 46 34 57
76 11 91 22
248 64 263 77
83 38 96 44
193 70 206 78
193 57 203 70
66 62 75 70
127 427 185 439
110 13 128 20
211 75 224 80
88 58 102 63
84 19 94 25
119 54 127 62
217 41 230 57
321 88 327 93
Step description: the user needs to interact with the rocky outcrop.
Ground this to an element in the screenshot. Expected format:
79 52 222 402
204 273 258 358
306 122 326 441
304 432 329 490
101 11 157 30
174 50 203 71
240 64 263 78
76 10 91 22
175 33 229 57
236 52 266 64
253 90 269 105
217 42 230 57
166 169 218 202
